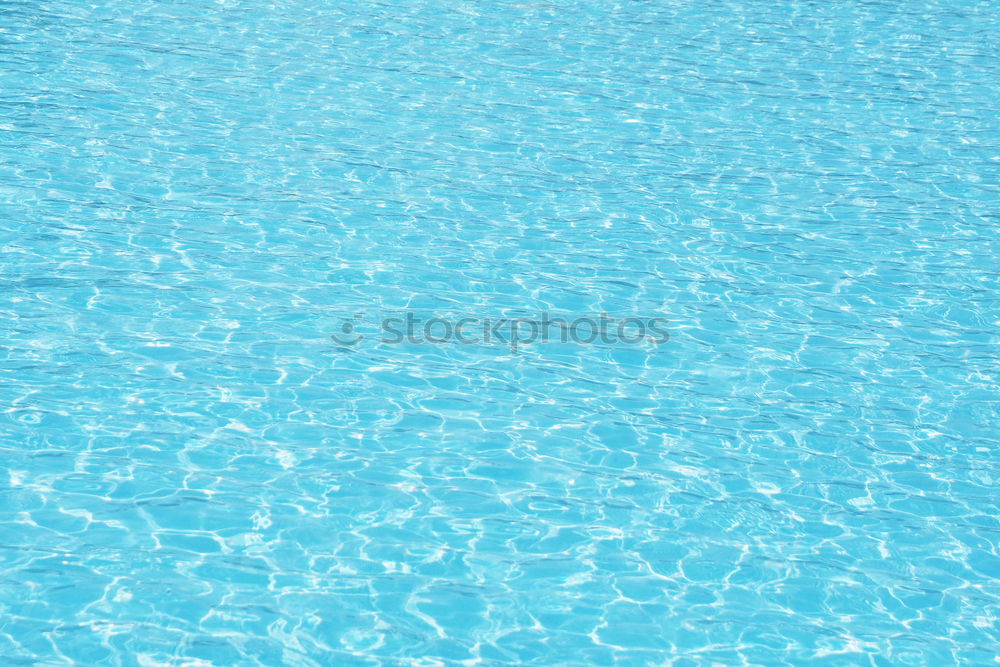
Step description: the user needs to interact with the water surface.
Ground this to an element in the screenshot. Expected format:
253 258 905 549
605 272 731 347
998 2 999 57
1 0 999 664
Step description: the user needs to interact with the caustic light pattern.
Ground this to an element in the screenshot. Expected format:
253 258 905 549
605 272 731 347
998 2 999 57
1 0 999 665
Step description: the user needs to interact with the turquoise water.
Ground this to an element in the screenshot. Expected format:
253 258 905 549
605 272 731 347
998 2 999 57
2 0 999 664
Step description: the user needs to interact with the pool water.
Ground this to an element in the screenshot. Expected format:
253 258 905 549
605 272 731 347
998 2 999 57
2 0 999 664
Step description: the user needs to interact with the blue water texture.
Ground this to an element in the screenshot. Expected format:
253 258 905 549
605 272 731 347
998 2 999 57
2 0 999 664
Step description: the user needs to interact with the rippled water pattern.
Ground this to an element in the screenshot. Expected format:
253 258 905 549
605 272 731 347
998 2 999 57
2 0 999 664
